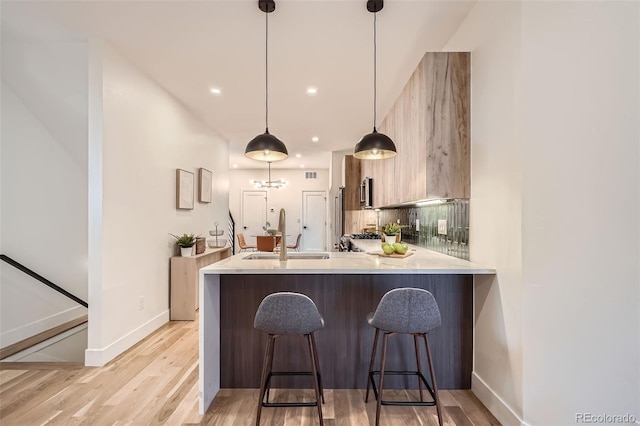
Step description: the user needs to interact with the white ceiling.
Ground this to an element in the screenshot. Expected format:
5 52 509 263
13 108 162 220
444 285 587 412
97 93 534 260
1 0 476 169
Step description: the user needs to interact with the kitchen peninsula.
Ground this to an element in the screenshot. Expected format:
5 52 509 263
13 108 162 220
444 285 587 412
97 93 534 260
198 244 495 413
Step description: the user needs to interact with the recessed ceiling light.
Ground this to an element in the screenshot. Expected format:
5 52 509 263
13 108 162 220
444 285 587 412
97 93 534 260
295 153 302 158
210 88 221 94
232 164 238 168
306 87 318 95
311 136 319 143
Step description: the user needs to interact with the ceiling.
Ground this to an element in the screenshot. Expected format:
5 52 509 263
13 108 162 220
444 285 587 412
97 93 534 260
1 0 476 169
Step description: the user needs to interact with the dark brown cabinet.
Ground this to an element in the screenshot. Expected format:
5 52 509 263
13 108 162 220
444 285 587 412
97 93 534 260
342 154 361 211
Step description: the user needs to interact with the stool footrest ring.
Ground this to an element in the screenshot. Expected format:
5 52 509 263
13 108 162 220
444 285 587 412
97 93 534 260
368 370 437 406
261 371 323 408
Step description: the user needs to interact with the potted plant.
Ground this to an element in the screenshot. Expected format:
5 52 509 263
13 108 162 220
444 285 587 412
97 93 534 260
170 233 197 257
382 223 408 245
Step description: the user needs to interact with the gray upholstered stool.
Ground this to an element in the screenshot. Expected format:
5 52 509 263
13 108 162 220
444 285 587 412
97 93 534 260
365 288 444 426
254 292 325 425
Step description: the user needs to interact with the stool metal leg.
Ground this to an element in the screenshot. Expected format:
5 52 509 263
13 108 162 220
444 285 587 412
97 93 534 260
256 335 275 426
375 332 389 426
306 334 324 425
265 336 277 404
365 328 380 403
310 333 325 404
414 334 424 402
423 334 443 426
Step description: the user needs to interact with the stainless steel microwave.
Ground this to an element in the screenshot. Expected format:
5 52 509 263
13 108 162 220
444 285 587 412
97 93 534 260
360 177 373 209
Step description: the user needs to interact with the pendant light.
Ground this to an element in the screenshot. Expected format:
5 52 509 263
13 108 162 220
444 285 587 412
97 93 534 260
354 0 397 160
245 0 288 162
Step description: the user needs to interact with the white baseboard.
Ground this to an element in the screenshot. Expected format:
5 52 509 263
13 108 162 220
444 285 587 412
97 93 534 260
472 371 525 426
0 305 87 347
84 310 169 367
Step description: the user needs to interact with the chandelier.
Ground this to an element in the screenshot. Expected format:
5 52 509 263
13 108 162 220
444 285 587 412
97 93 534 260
252 162 286 189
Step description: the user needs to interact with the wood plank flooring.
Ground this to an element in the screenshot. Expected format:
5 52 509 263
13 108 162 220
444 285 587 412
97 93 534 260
0 318 500 425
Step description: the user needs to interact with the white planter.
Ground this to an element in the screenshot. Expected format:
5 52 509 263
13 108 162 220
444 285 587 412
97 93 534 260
180 246 193 257
385 235 396 245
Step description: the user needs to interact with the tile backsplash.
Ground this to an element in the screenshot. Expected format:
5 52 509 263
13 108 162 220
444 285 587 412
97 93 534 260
377 199 469 260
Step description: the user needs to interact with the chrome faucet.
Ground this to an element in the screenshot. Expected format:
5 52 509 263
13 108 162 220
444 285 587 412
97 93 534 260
277 208 287 261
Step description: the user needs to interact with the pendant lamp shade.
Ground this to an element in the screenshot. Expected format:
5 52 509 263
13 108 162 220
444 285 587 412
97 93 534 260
245 130 288 162
355 0 397 160
354 128 397 159
245 0 288 162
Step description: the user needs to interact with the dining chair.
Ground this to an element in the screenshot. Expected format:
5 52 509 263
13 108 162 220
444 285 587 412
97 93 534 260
237 233 257 252
256 235 276 252
286 233 302 252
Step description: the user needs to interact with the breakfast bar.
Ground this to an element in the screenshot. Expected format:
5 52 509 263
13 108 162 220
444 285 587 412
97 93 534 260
198 243 495 414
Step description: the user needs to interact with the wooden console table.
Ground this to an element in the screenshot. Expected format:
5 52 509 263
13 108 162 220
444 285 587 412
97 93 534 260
170 247 231 320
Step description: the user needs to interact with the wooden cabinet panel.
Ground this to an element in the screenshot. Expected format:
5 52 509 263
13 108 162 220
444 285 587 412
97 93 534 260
424 52 470 199
170 247 231 320
361 52 470 207
375 120 397 206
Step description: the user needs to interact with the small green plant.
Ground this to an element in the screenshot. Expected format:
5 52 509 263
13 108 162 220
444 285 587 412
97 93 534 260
383 223 408 236
170 233 197 247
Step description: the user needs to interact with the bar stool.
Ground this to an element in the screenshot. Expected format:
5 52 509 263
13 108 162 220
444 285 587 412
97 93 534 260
254 292 325 425
365 288 444 426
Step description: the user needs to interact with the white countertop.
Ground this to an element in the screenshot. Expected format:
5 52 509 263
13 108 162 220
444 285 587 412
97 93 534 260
201 240 495 275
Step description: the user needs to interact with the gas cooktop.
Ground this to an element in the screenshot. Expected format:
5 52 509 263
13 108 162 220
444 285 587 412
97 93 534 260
350 233 381 239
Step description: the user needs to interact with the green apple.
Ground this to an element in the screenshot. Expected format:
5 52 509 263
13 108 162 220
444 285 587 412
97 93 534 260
381 243 395 255
393 243 408 255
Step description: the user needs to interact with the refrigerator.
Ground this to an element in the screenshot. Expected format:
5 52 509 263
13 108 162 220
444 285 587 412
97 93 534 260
333 187 345 249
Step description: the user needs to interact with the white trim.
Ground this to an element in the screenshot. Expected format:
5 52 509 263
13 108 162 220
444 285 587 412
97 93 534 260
472 371 525 426
87 37 105 359
84 310 169 367
0 305 87 347
2 323 87 362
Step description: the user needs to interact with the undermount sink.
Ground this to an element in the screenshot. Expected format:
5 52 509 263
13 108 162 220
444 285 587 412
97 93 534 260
243 252 330 260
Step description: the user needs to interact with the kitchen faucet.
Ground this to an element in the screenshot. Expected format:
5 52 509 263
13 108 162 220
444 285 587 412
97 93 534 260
277 208 287 261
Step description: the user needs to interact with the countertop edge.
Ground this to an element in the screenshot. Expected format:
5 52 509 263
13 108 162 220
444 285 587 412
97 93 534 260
200 241 496 275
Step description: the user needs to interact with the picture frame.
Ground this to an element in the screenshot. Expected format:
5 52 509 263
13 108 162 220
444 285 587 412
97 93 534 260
176 169 194 210
199 168 212 203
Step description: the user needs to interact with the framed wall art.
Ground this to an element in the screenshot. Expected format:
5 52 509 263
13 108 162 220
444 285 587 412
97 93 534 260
176 168 194 210
199 168 212 203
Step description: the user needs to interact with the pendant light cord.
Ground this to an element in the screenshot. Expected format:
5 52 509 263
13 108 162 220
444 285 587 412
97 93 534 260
265 11 269 132
373 12 377 131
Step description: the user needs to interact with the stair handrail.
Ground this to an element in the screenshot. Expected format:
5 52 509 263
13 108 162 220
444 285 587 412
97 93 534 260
0 254 88 308
228 210 236 255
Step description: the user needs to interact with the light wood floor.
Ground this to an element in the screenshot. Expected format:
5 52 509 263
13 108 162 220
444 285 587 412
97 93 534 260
0 318 500 425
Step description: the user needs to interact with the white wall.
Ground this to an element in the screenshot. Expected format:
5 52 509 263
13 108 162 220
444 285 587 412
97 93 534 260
229 168 329 252
1 40 89 346
85 42 229 366
446 2 639 425
445 2 523 423
520 3 639 425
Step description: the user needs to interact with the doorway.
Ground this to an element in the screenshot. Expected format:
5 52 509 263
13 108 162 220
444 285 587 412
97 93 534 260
301 191 327 251
241 191 267 248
